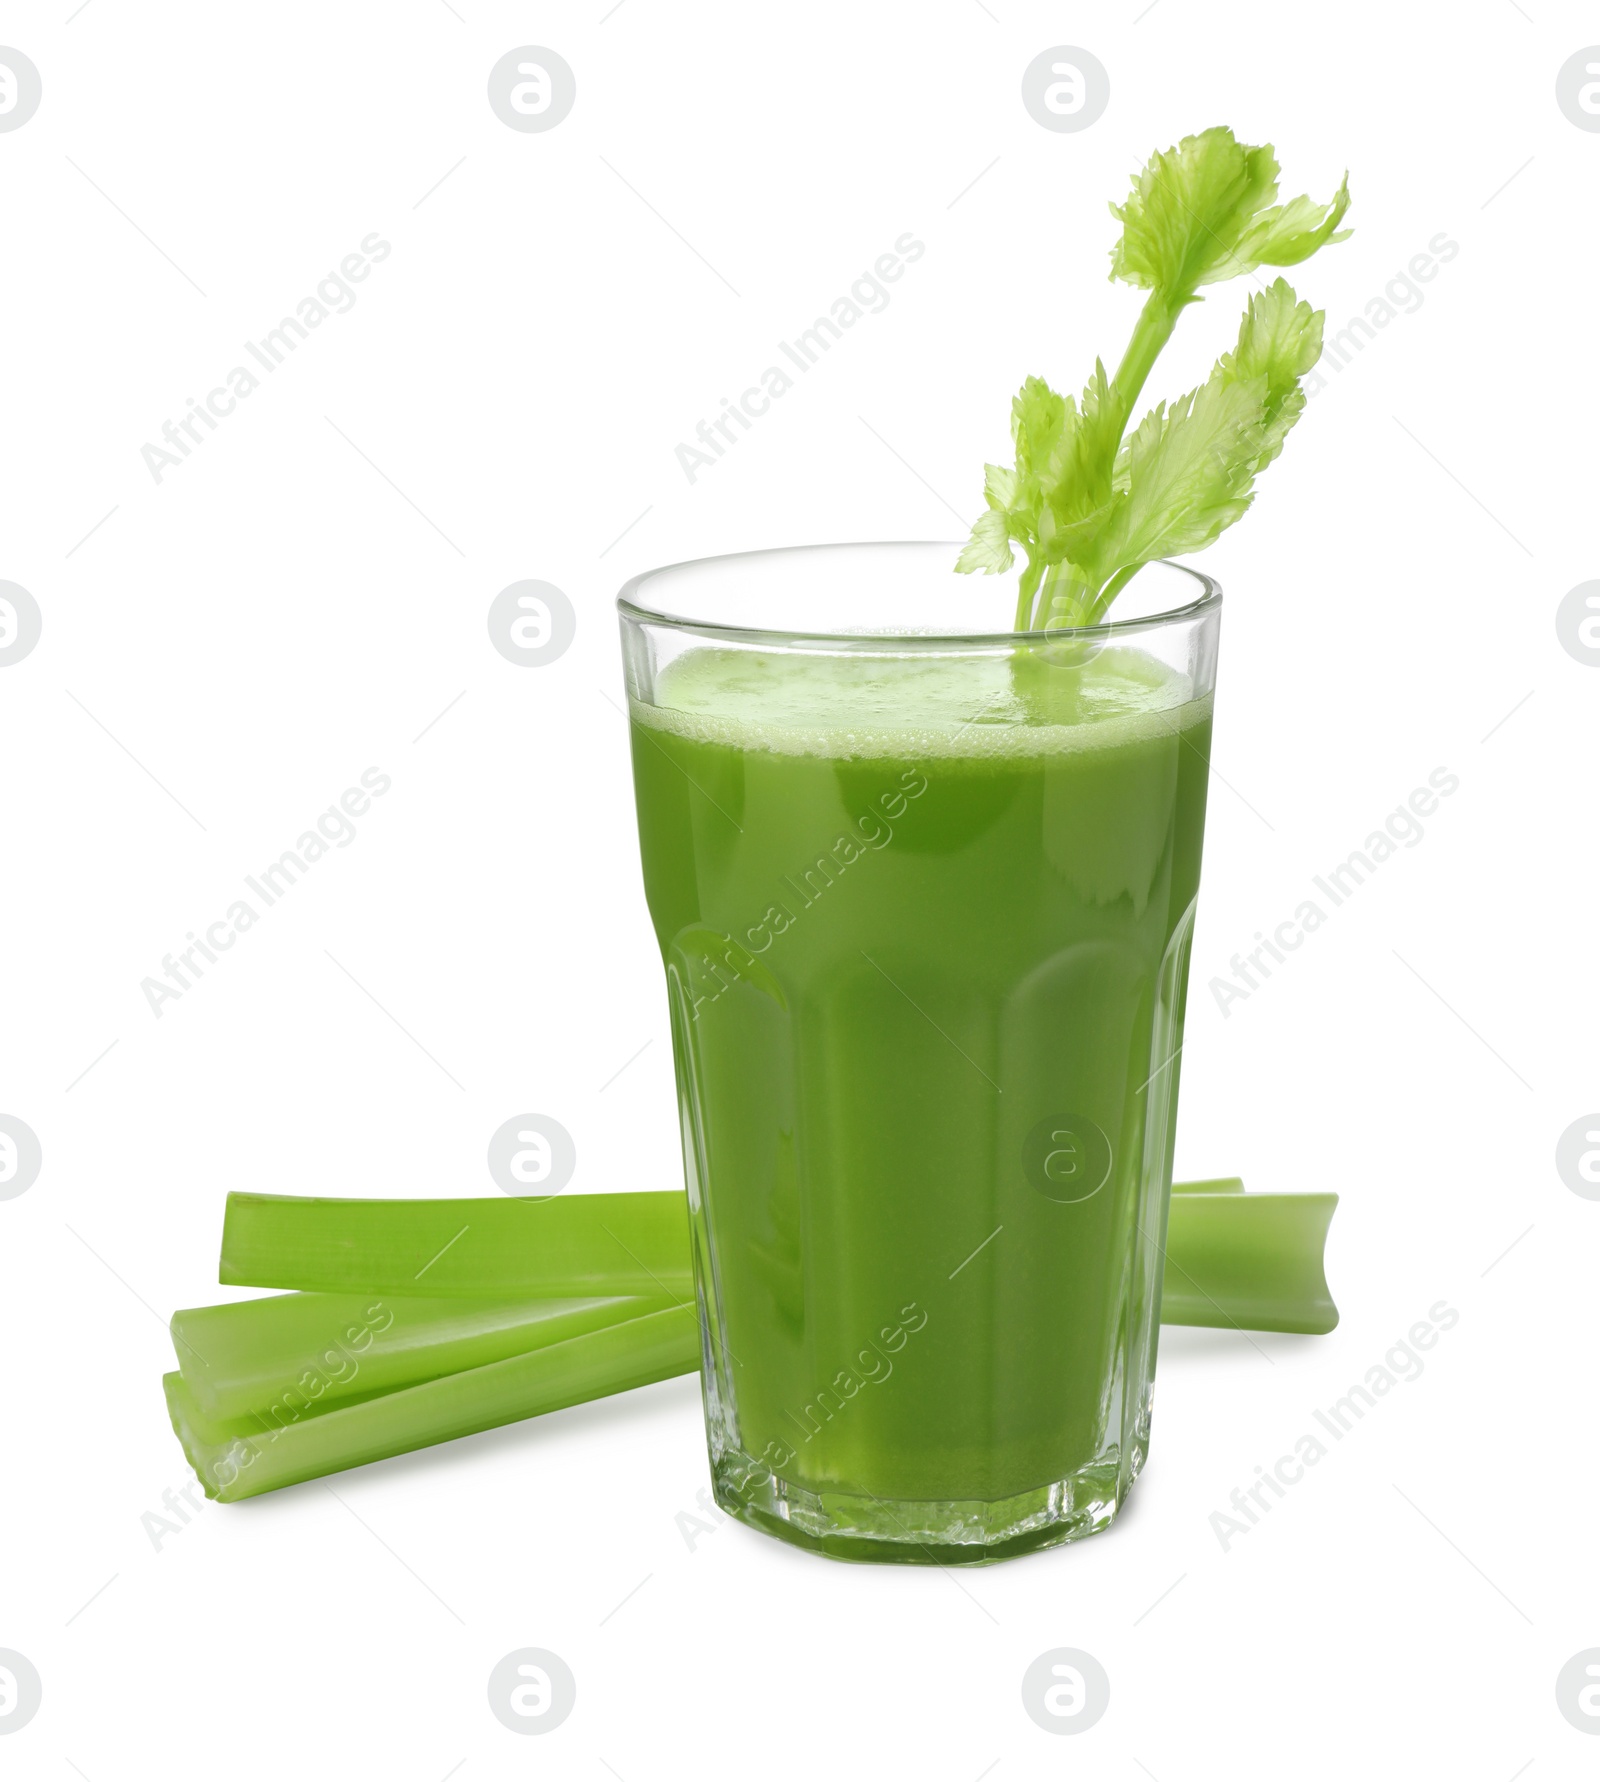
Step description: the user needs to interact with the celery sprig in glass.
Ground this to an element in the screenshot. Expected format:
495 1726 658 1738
957 126 1350 630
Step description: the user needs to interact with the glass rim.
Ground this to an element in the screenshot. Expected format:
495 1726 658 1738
616 540 1222 648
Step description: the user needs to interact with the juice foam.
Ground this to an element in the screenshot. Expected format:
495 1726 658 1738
637 643 1209 761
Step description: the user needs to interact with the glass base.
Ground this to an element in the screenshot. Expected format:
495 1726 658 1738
711 1443 1141 1566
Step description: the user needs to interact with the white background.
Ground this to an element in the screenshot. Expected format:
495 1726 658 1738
2 3 1595 1775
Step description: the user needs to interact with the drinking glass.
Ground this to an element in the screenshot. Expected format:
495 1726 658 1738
620 542 1220 1563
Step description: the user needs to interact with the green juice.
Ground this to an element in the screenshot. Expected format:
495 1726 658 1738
629 642 1212 1560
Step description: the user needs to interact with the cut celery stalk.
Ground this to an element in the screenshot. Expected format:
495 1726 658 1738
165 1302 699 1502
167 1185 1337 1500
1163 1191 1339 1335
220 1190 692 1299
219 1183 1337 1337
172 1290 666 1421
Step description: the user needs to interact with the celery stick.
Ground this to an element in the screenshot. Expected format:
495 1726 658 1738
166 1302 699 1502
1163 1191 1339 1335
172 1290 665 1421
220 1190 692 1298
219 1183 1337 1338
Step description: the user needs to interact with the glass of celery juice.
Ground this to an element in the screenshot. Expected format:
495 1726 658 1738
620 542 1219 1563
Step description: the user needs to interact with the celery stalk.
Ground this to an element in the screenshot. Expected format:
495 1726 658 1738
1163 1191 1339 1335
956 129 1351 629
220 1183 1336 1336
172 1290 665 1421
167 1186 1335 1500
220 1190 692 1298
165 1302 699 1502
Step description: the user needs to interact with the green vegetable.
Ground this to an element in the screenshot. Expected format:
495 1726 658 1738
165 1302 699 1503
168 1182 1335 1500
1163 1190 1339 1336
958 126 1350 629
217 1183 1334 1336
220 1190 692 1300
173 1289 667 1421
